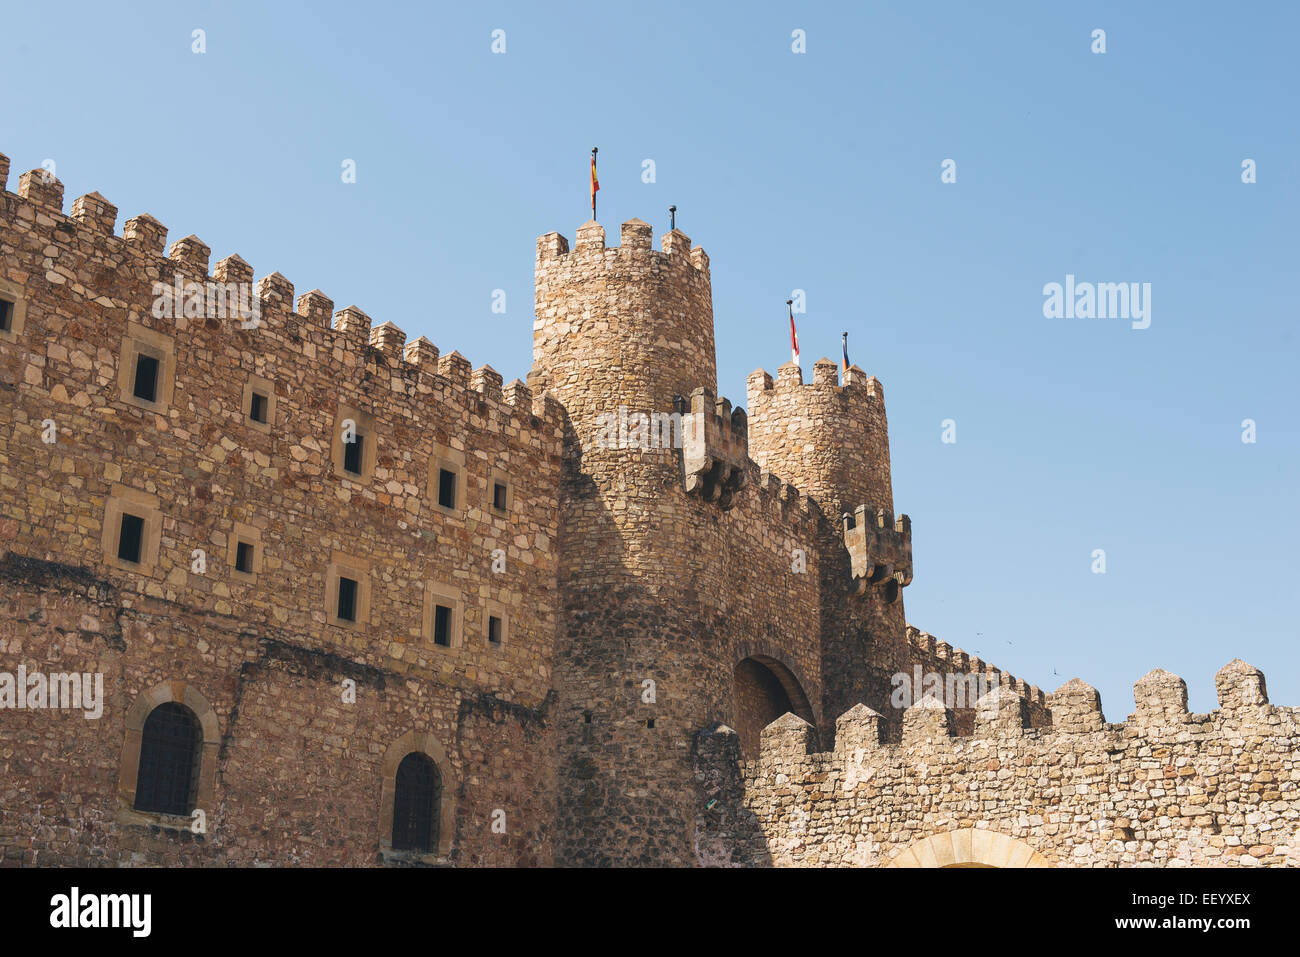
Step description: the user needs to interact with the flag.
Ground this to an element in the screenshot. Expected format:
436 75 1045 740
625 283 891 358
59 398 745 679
590 149 600 217
787 300 799 366
842 332 850 373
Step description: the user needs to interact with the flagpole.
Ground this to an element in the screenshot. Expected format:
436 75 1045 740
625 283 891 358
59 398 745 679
787 298 799 367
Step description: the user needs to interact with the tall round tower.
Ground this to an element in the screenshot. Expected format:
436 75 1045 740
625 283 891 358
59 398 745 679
530 218 729 866
746 358 912 734
530 218 715 445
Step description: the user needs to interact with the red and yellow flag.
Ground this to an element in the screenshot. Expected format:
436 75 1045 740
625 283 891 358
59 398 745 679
590 149 600 216
788 300 799 366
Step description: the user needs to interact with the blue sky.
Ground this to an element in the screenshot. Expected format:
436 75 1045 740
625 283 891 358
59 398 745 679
4 1 1296 715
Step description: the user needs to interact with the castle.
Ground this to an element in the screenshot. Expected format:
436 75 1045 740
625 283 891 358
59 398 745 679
0 152 1295 867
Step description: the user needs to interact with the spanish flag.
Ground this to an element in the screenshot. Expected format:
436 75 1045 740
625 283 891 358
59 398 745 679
842 331 850 373
590 147 600 218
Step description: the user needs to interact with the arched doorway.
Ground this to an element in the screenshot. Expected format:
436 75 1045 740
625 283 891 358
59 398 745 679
732 655 816 759
886 829 1052 868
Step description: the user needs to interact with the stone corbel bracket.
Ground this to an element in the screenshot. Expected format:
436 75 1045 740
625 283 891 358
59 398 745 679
682 387 748 510
843 506 913 603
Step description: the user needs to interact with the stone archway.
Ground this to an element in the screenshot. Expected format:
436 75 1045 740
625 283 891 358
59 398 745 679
732 655 816 759
886 829 1052 868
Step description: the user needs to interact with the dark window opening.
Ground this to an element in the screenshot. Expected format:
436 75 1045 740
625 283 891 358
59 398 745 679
392 752 440 853
647 718 656 729
133 702 201 816
343 433 364 476
117 513 145 564
583 711 593 724
488 615 502 644
492 482 508 512
0 299 13 332
433 604 452 646
337 576 358 622
249 392 268 424
132 352 160 402
235 541 254 574
437 469 456 509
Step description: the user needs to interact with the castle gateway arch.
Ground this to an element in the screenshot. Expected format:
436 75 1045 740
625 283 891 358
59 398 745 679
732 654 817 759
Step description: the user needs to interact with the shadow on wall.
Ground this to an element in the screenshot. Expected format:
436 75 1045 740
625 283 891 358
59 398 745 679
692 722 772 867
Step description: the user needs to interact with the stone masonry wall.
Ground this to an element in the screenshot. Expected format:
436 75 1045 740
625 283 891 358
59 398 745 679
903 624 1050 735
746 358 911 741
694 661 1299 867
531 219 831 865
0 154 561 865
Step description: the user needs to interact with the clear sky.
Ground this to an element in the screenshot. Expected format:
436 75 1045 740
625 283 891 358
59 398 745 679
4 1 1296 716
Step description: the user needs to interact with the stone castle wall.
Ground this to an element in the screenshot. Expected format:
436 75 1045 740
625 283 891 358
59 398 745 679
0 155 562 865
3 146 1290 869
694 662 1298 867
903 625 1050 735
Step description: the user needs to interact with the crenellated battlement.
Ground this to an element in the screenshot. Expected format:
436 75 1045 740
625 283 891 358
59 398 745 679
843 505 913 601
905 624 1046 709
695 659 1299 867
682 386 748 508
746 470 821 539
747 359 884 402
753 660 1289 758
0 155 565 446
535 218 710 274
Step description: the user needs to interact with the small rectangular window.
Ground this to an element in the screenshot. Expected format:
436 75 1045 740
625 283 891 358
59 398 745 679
132 353 160 402
343 434 364 476
493 482 508 512
249 392 268 424
433 604 452 646
337 576 358 622
0 299 12 332
488 615 502 644
235 541 254 574
437 469 456 509
118 513 145 564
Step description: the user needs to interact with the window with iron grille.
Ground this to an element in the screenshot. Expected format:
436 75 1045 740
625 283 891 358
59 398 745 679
392 752 440 852
134 702 202 815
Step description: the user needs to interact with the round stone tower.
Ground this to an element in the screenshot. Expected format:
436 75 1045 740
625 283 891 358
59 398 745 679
745 357 912 737
529 218 730 866
745 357 894 521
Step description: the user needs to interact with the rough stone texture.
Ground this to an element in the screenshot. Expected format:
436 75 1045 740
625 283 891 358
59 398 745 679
695 668 1300 867
0 154 1290 867
0 160 562 865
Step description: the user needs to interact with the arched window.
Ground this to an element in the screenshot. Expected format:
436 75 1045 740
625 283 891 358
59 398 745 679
392 752 441 852
133 702 202 815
